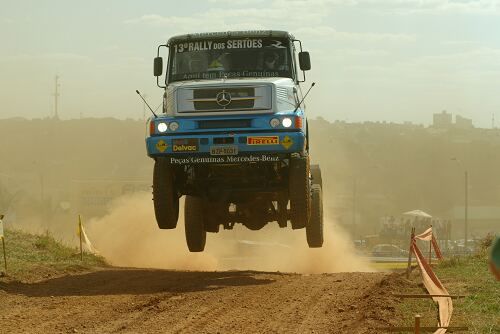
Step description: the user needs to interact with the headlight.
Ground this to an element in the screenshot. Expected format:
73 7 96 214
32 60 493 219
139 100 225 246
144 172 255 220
270 118 280 128
157 122 168 133
168 121 179 131
282 117 292 128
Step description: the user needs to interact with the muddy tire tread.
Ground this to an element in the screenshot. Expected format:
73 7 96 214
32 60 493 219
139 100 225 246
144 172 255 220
153 158 179 229
306 184 323 247
289 156 311 229
185 195 207 252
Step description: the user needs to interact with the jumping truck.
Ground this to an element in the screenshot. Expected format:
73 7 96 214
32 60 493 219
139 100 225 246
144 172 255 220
144 30 323 252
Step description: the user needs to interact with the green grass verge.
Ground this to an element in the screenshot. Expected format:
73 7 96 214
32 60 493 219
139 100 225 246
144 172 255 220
396 252 499 334
371 262 409 271
1 228 107 281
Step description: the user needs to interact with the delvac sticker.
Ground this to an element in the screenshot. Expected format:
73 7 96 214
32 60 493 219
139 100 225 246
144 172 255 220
172 138 199 152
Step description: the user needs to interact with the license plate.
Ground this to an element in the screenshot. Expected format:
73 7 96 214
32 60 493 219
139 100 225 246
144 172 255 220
210 145 238 155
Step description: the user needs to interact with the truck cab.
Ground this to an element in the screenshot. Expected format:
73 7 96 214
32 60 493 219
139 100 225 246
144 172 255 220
145 30 323 252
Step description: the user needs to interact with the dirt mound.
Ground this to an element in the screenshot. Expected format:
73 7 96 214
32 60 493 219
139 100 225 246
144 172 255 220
0 268 400 333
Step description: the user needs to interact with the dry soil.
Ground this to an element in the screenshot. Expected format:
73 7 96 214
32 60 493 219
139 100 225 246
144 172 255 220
0 268 402 334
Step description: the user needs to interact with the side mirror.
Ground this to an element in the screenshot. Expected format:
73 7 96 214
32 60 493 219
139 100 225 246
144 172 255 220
298 52 311 71
154 57 163 77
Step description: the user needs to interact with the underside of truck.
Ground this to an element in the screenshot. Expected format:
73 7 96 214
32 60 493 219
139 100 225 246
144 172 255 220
151 155 323 252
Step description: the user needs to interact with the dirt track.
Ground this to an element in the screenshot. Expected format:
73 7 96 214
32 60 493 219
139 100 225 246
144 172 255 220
0 268 401 334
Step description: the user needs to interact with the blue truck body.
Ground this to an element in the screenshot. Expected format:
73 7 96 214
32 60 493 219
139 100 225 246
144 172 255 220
146 110 306 161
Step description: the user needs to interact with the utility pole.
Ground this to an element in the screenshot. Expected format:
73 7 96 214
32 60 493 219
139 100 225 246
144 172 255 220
352 178 357 240
53 75 60 119
464 171 468 252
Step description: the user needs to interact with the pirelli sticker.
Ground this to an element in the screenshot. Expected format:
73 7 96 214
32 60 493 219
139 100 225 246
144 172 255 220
172 138 199 152
247 136 279 145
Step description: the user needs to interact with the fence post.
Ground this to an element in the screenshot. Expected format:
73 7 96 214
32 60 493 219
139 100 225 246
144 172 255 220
407 227 415 278
78 215 83 261
429 225 433 266
414 314 421 334
1 237 6 273
0 214 5 273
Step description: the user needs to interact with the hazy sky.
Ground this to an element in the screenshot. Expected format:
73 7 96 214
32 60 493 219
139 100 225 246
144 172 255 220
1 0 499 127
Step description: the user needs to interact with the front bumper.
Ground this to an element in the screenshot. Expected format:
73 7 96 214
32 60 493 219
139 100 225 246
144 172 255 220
146 131 305 164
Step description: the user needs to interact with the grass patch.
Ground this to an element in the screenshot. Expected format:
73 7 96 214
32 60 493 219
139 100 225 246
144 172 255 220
371 262 409 271
396 252 499 333
1 228 107 281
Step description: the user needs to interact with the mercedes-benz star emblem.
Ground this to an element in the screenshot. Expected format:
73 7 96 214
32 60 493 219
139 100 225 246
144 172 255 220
216 90 232 107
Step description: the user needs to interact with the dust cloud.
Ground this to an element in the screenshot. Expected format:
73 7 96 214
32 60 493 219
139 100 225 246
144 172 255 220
88 191 373 273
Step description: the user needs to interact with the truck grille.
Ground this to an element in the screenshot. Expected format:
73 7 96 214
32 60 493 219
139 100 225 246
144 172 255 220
198 119 252 129
193 87 255 111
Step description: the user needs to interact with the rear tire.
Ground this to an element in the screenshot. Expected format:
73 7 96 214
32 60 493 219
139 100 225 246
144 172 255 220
185 195 207 252
307 184 324 248
311 164 322 188
153 158 179 229
289 155 311 229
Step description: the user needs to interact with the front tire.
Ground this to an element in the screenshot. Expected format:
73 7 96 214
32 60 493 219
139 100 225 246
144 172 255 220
185 195 207 252
307 184 324 248
153 158 179 229
289 155 311 229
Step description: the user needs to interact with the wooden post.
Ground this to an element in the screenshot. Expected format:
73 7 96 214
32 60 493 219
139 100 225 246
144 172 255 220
406 227 415 278
78 215 83 261
414 314 421 334
393 293 468 299
428 225 433 266
376 325 468 332
1 237 6 273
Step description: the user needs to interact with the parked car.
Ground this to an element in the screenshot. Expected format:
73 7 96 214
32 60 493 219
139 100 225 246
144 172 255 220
372 244 409 258
454 239 476 255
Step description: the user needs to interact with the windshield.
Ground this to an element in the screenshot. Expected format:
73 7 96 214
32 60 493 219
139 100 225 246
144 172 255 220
168 37 293 83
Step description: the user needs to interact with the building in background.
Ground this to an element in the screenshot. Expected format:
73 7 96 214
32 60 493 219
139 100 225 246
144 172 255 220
433 110 453 128
432 110 474 129
455 115 474 129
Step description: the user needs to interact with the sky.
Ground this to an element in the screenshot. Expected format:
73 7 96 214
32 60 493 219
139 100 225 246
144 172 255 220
1 0 499 127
